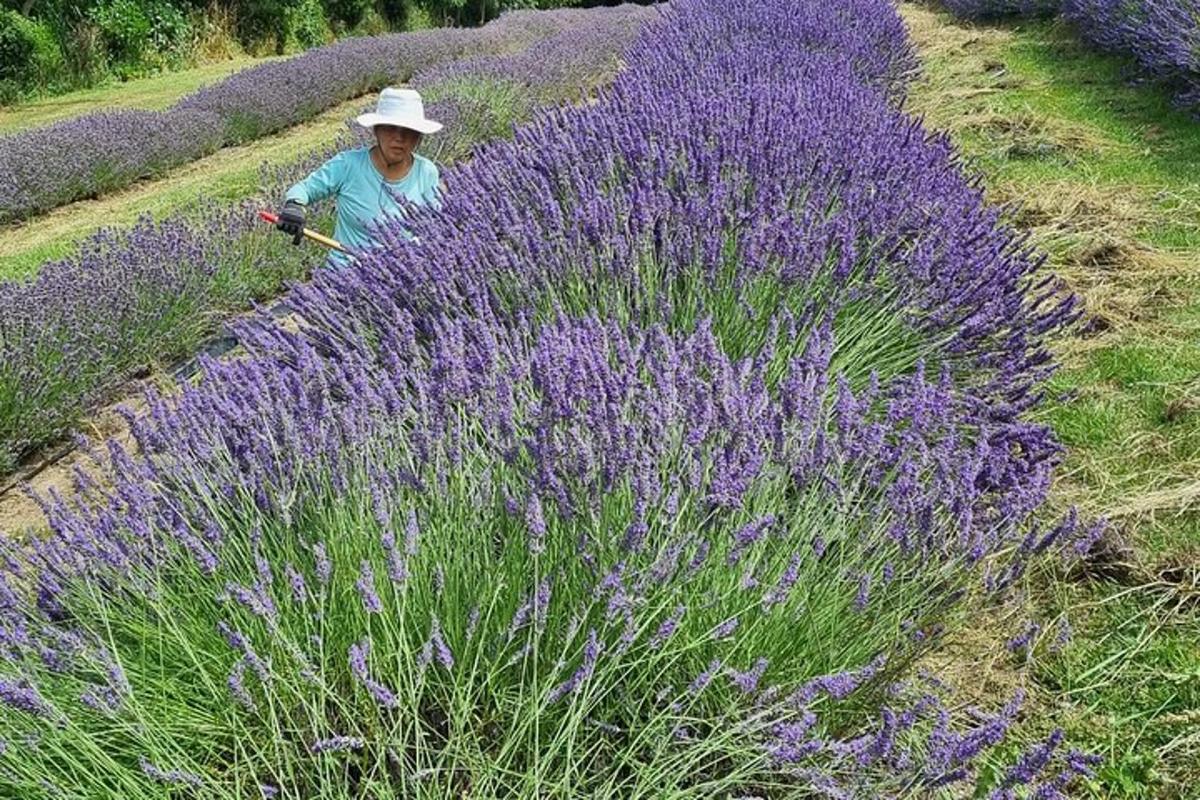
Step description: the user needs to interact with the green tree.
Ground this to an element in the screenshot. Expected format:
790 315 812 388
323 0 372 28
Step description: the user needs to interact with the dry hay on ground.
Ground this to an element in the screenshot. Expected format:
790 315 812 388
0 399 141 535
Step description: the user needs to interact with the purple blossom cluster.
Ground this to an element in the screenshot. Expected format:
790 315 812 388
1063 0 1200 109
0 0 1098 794
0 5 653 472
0 7 635 223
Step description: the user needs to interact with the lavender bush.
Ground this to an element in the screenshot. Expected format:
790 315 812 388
1063 0 1200 109
3 315 1091 797
0 4 654 473
0 0 1099 794
0 7 627 224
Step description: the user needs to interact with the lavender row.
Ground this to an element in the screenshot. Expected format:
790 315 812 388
0 0 1096 794
1063 0 1200 109
0 8 611 224
6 312 1091 796
936 0 1199 110
939 0 1058 19
0 5 655 473
297 0 1070 418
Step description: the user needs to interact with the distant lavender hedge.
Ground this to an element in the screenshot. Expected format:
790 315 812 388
938 0 1200 109
0 5 654 472
940 0 1059 18
0 9 601 224
0 0 1101 795
1063 0 1200 108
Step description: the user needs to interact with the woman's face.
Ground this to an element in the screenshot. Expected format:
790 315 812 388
375 125 421 164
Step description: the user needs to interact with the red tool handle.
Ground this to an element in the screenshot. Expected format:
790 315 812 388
258 209 346 252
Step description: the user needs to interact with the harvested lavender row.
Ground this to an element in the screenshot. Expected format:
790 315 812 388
0 0 1099 795
0 7 624 224
0 4 654 473
1062 0 1200 109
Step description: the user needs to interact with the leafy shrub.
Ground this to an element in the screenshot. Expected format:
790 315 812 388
83 0 196 77
144 0 196 67
190 0 243 60
57 20 110 88
88 0 153 76
375 0 412 27
246 0 285 51
0 9 63 102
288 0 331 48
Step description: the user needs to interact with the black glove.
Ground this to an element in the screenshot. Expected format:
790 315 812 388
277 200 306 246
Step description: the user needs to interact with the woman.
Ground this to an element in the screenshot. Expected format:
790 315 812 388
276 87 442 265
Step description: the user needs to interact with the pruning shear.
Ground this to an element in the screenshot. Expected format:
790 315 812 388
258 210 348 254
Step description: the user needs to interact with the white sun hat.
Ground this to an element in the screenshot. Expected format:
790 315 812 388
355 87 443 134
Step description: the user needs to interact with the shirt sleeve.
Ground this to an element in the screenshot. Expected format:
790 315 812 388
285 152 348 206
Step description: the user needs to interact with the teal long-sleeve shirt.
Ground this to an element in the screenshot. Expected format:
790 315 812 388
285 147 440 265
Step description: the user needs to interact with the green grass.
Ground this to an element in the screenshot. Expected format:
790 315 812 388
1032 574 1200 797
0 56 282 136
903 4 1200 797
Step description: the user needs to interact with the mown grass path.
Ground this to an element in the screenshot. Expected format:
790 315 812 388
902 4 1200 797
0 56 282 136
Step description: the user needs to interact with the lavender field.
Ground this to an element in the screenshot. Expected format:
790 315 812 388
3 0 1197 795
0 4 652 474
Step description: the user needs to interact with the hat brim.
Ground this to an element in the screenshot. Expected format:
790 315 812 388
356 113 443 134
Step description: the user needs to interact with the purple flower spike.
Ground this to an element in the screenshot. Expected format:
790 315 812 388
525 494 547 556
729 657 769 694
349 638 399 709
548 629 602 703
356 561 383 614
430 617 455 670
0 679 54 718
650 605 686 650
138 756 204 787
310 736 365 754
313 542 332 587
713 616 740 640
